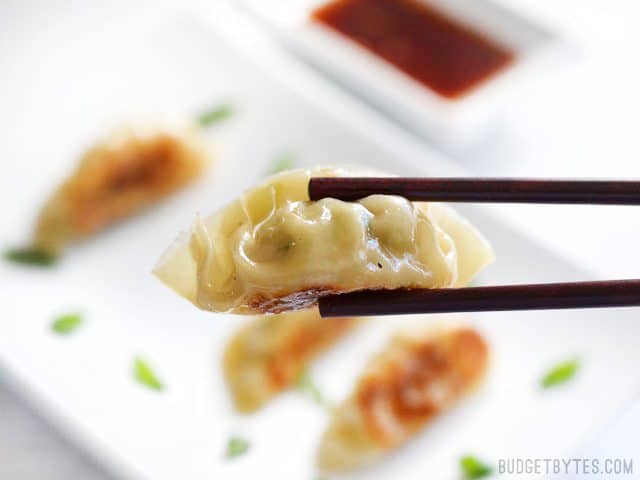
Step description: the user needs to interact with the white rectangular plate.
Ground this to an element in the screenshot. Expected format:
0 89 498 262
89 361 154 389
1 9 638 480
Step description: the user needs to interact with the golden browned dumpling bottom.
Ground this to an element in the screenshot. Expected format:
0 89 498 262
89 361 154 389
223 308 359 412
34 126 209 253
154 167 494 314
317 327 489 472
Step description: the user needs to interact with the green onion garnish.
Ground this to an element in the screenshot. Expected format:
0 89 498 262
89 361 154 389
51 313 84 335
460 455 493 479
226 436 250 459
4 247 57 267
296 370 326 406
133 356 165 392
268 153 296 175
541 357 580 389
196 104 233 127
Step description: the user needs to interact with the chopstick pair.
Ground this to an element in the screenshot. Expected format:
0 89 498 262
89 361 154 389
308 177 640 317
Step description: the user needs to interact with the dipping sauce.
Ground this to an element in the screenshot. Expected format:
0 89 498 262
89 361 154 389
312 0 515 99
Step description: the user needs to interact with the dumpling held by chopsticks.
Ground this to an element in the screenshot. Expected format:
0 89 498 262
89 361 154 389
154 167 493 314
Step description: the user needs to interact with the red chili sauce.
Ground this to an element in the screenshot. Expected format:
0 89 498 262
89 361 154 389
312 0 515 99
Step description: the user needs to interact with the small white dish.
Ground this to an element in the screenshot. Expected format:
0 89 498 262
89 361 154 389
237 0 568 148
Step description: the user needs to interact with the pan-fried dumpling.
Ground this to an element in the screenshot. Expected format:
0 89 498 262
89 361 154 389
223 308 358 412
34 123 209 253
154 167 493 314
317 327 489 471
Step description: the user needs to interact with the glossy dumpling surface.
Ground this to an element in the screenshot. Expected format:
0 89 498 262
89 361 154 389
154 167 493 314
317 327 489 471
223 308 358 412
35 123 209 252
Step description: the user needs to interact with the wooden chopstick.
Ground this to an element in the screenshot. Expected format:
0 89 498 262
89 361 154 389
309 177 640 204
318 280 640 317
311 177 640 316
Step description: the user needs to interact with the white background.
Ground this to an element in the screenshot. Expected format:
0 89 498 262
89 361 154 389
1 0 640 478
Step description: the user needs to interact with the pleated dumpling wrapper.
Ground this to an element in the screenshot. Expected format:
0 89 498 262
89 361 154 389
34 123 209 253
154 167 494 314
317 327 489 472
223 308 359 412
